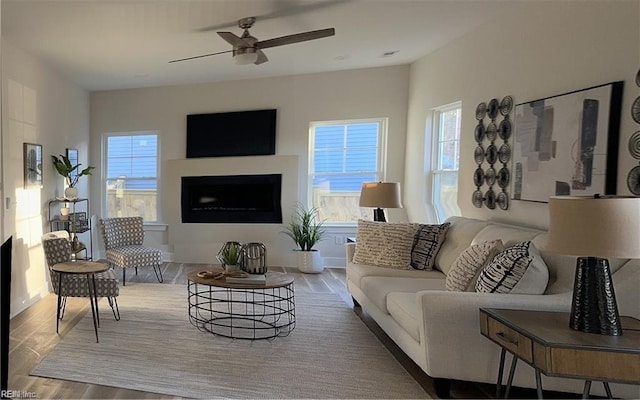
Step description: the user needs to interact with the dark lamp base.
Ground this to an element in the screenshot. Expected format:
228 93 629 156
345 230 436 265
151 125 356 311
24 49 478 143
373 208 386 222
570 257 622 336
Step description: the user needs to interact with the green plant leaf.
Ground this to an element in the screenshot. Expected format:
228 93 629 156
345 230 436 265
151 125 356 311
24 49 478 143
281 203 326 251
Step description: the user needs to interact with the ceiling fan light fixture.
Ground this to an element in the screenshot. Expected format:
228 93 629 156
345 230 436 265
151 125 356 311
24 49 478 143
234 50 258 65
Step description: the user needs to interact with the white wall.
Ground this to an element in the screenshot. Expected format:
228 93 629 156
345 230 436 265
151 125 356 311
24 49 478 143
2 39 90 316
90 65 410 266
405 1 640 230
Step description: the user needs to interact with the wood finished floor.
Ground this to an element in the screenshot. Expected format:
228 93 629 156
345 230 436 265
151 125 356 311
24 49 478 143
8 263 533 399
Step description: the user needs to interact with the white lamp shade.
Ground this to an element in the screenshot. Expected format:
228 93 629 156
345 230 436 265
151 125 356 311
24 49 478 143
547 196 640 259
359 182 403 208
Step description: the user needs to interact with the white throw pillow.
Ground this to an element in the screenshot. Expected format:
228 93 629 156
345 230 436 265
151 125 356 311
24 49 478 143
446 240 504 292
353 220 420 269
475 241 549 294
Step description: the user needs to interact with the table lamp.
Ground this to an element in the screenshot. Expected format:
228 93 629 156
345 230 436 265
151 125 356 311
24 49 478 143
359 182 402 222
547 195 640 336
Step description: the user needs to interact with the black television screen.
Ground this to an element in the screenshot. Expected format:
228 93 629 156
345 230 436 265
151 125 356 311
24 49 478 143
186 109 277 158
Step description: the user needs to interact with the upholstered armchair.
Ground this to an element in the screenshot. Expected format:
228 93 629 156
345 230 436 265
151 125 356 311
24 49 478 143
99 217 163 286
42 231 120 321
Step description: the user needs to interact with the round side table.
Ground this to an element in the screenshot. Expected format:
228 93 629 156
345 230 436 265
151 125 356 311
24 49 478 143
51 261 108 342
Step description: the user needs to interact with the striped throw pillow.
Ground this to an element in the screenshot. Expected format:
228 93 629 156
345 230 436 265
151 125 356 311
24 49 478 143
446 240 504 291
475 241 549 294
409 223 451 271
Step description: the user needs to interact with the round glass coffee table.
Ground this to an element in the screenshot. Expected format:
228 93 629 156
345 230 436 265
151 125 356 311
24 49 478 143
187 269 295 340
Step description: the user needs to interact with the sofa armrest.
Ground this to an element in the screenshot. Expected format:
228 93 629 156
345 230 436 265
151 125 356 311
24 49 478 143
346 242 356 263
415 290 572 381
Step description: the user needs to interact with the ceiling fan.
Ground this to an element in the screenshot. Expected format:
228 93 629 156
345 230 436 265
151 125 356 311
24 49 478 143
169 17 335 65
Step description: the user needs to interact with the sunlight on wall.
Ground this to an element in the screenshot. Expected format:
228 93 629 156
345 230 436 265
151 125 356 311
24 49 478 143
6 79 48 314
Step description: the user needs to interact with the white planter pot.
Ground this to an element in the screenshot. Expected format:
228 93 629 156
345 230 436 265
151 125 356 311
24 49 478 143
64 186 78 199
297 250 324 274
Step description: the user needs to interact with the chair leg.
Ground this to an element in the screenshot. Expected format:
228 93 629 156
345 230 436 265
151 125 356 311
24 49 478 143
153 264 163 283
122 267 126 286
135 267 138 275
107 297 120 321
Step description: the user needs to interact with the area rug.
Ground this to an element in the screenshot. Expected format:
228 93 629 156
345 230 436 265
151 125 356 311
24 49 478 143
31 283 429 399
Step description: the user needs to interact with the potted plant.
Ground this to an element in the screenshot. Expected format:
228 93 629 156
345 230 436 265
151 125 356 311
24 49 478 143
51 154 95 199
282 204 326 273
217 241 243 271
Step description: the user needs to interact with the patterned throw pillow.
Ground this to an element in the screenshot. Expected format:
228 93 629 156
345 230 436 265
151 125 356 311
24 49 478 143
353 220 420 269
475 241 549 294
446 240 504 291
409 223 451 271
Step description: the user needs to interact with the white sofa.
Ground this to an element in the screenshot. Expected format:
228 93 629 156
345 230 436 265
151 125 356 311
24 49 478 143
346 216 640 398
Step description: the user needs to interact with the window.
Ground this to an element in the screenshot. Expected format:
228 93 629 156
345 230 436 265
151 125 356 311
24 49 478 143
309 119 386 224
104 132 159 222
431 103 462 222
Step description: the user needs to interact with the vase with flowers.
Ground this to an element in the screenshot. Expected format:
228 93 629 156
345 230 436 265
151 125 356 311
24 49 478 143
51 154 95 199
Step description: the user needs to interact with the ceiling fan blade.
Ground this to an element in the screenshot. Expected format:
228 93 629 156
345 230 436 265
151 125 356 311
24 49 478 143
168 49 233 63
217 31 249 47
255 50 269 65
257 28 335 50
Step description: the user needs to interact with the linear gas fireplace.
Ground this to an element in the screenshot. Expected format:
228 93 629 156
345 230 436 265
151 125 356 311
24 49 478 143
181 174 282 223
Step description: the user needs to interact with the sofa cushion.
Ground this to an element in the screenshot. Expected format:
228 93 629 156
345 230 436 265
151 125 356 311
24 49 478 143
471 224 542 248
353 220 420 269
347 262 445 289
475 241 549 294
387 292 421 342
410 223 450 271
436 217 490 275
446 240 504 291
360 276 445 314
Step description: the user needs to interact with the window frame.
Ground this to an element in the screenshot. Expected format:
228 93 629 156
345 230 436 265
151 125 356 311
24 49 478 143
430 102 462 223
102 131 160 223
308 117 388 226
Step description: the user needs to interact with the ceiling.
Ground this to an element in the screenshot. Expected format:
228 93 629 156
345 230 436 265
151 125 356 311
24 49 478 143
2 0 521 92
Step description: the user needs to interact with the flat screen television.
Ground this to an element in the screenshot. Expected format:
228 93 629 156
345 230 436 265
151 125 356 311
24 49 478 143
1 236 13 394
186 109 277 158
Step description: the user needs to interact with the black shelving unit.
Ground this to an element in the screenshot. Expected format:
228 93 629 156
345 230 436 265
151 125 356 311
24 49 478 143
48 198 92 261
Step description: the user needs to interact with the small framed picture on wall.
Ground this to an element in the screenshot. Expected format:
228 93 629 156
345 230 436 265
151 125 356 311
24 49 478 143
66 148 79 181
23 143 43 189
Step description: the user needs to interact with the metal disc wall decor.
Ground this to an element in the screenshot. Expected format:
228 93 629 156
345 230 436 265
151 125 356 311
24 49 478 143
484 188 496 209
472 190 484 208
474 145 485 164
473 167 485 187
499 96 513 116
476 102 487 120
485 144 498 164
471 95 513 210
497 167 510 188
636 68 640 87
629 131 640 160
632 96 640 124
474 123 486 143
498 118 512 140
485 167 496 186
487 98 500 119
627 165 640 195
496 191 509 210
486 122 498 141
498 143 511 164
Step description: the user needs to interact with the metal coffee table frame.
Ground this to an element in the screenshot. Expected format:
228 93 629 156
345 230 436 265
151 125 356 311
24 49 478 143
187 271 295 340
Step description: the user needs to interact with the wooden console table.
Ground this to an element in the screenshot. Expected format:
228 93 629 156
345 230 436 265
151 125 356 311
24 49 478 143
480 308 640 399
